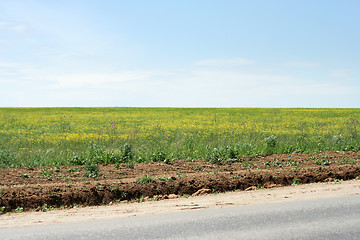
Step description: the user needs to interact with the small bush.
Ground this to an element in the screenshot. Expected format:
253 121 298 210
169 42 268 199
265 135 277 154
120 143 133 163
70 155 85 165
205 147 223 165
150 151 167 162
84 161 100 178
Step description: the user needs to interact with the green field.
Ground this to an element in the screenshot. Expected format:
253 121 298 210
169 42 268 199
0 108 359 168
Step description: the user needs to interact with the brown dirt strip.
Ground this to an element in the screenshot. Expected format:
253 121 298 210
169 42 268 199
1 151 360 213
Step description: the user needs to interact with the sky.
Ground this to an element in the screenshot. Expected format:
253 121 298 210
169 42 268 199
0 0 359 108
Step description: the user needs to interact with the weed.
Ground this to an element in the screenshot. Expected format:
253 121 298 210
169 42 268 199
136 196 145 202
240 161 253 170
22 173 30 179
193 165 203 171
120 143 133 163
265 135 277 154
41 168 53 177
67 167 79 173
136 175 155 184
0 206 5 213
114 162 120 169
292 178 301 185
15 206 23 213
70 155 85 166
41 204 54 212
205 147 223 165
229 175 240 180
264 159 283 167
0 149 15 168
286 160 300 166
314 159 331 166
332 135 344 144
337 158 357 165
333 178 343 184
84 162 100 178
126 161 135 169
150 151 167 162
158 176 172 182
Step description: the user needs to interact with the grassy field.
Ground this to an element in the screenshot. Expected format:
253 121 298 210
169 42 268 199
0 108 359 168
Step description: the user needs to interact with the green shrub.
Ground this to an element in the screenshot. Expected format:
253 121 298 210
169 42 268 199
84 161 100 178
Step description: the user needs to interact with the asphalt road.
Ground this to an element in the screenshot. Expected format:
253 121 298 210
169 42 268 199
2 195 360 240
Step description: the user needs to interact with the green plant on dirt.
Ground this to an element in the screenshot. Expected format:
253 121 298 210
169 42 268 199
292 178 301 185
193 165 203 171
15 206 24 213
333 178 343 184
337 158 357 165
84 162 100 178
67 167 79 173
114 162 120 169
229 175 240 180
136 174 155 184
0 206 5 213
264 159 283 167
41 168 54 177
286 160 300 166
240 161 253 170
41 204 54 212
314 158 331 166
126 161 135 169
22 173 30 179
158 177 171 182
158 176 172 182
136 196 145 202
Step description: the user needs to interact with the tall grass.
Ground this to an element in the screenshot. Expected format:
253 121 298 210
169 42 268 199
0 108 359 168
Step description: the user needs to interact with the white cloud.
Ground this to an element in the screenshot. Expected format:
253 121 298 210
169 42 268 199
1 57 358 107
283 61 320 67
330 69 352 78
47 71 163 89
0 21 28 33
195 58 255 66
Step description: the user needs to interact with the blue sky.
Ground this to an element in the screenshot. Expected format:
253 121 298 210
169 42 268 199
1 0 359 107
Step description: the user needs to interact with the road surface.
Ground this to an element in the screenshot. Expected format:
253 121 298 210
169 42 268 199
1 195 359 239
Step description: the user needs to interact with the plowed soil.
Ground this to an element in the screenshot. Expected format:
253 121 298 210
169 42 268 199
1 151 360 213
